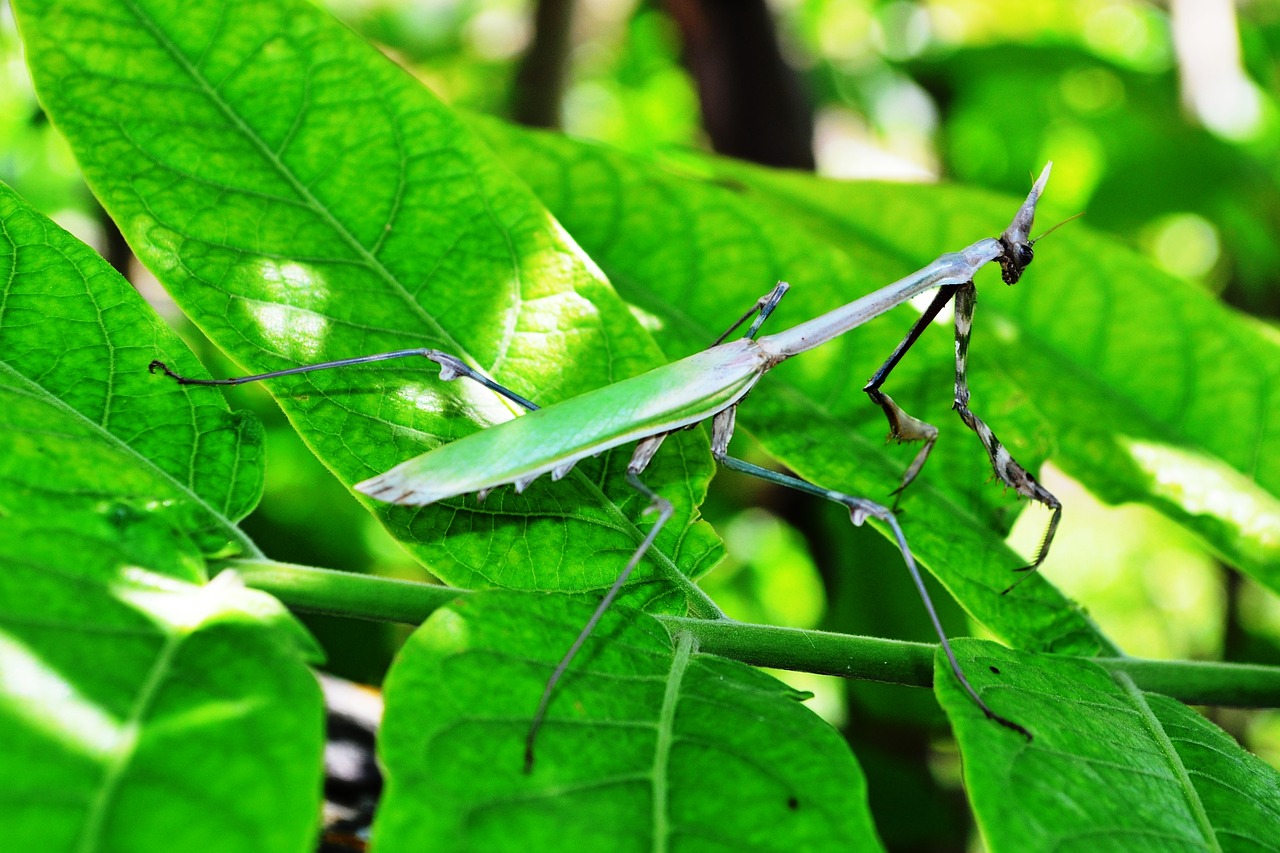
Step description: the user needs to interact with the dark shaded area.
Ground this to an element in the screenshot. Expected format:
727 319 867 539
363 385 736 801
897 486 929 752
665 0 814 169
100 206 132 278
511 0 577 127
318 677 383 852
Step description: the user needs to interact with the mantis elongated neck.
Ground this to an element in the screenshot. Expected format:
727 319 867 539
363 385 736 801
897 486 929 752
758 237 1003 360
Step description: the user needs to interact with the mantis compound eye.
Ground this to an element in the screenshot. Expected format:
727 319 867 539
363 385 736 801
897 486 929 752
999 241 1034 284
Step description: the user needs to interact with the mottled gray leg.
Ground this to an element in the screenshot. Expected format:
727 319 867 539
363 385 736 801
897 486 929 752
951 284 1061 584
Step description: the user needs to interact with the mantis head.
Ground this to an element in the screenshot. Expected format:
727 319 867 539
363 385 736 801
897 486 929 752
996 161 1052 285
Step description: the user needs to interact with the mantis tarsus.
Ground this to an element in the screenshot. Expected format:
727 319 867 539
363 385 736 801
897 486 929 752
152 163 1059 768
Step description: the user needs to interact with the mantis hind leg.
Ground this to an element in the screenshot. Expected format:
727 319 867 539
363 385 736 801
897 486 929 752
524 435 675 773
951 284 1062 585
863 285 959 505
714 452 1031 741
149 348 539 412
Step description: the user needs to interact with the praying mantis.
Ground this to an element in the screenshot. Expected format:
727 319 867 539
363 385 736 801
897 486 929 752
151 163 1058 767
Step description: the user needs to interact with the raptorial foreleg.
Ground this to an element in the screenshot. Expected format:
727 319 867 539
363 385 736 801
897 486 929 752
951 284 1061 581
863 285 960 500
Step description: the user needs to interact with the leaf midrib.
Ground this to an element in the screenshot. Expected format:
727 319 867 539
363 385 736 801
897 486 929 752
650 629 694 853
121 0 458 352
1115 671 1221 852
75 617 185 853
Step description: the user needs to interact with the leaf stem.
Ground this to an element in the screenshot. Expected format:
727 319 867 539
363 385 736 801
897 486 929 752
226 558 1280 708
227 559 457 625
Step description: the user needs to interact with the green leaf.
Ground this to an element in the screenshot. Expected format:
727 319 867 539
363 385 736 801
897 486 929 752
12 0 721 603
375 590 883 852
0 181 261 556
0 508 324 853
472 121 1113 655
0 181 323 852
937 641 1280 852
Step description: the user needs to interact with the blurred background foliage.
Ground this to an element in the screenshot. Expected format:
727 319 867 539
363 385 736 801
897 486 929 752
5 0 1279 848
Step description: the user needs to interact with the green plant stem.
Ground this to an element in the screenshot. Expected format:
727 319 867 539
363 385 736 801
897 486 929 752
226 558 1280 708
664 615 936 687
229 559 457 624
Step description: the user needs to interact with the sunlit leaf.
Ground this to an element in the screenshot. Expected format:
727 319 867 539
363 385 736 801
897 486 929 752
13 0 722 603
0 180 323 853
0 510 323 853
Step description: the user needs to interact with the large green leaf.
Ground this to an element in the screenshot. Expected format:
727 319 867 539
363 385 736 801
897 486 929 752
9 4 1280 850
12 0 721 604
0 181 260 555
375 591 883 852
938 641 1280 852
0 182 324 852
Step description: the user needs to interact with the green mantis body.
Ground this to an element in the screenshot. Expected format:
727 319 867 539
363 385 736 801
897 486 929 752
152 163 1057 766
357 338 769 505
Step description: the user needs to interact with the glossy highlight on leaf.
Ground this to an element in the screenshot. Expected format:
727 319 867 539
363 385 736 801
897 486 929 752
0 508 324 853
0 181 325 853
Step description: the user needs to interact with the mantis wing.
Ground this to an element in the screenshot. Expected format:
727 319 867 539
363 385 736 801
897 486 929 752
358 339 770 505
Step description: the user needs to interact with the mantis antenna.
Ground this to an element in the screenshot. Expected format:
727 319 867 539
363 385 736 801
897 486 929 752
152 163 1059 767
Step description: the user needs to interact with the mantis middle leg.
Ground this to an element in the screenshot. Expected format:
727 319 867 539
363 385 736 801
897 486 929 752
709 406 1030 739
